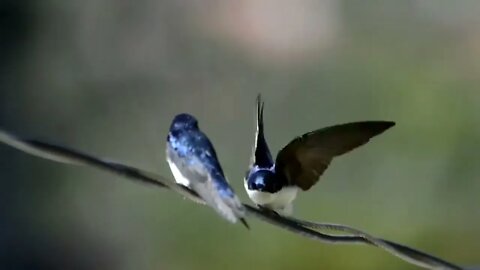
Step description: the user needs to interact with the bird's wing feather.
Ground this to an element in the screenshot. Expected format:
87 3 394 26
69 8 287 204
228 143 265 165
275 121 395 190
168 148 245 223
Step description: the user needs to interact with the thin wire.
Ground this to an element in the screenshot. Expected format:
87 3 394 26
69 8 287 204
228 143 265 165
281 217 463 270
0 128 465 270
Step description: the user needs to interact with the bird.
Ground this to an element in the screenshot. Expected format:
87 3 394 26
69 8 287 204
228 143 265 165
0 114 248 228
166 113 248 227
244 95 395 215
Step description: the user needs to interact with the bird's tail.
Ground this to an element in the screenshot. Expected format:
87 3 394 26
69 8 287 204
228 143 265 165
223 193 249 229
256 94 267 150
256 94 265 135
252 94 273 167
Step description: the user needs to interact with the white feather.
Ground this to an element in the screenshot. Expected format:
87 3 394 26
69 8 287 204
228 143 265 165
167 158 191 187
244 181 298 215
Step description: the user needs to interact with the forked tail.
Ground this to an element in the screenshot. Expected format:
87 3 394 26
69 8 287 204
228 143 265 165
253 94 273 167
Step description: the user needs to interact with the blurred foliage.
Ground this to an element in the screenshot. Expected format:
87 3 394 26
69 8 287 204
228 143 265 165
0 1 479 269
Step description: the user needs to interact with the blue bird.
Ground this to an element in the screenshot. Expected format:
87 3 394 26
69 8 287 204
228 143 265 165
245 95 395 215
166 113 247 226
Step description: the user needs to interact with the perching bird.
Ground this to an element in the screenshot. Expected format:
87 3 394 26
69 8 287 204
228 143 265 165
0 114 248 228
167 113 248 227
244 95 395 215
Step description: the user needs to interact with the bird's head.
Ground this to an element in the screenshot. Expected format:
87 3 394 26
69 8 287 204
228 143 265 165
246 169 283 193
170 113 199 131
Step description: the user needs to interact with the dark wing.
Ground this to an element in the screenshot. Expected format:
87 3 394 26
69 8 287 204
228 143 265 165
251 94 273 167
0 128 202 203
193 131 227 178
274 121 395 190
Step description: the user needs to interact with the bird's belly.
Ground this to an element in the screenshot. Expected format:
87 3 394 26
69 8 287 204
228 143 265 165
167 159 191 187
245 185 298 211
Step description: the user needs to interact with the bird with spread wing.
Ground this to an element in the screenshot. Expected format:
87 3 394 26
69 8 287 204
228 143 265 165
244 95 395 215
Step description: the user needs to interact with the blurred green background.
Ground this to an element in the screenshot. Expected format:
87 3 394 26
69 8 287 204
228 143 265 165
0 1 479 269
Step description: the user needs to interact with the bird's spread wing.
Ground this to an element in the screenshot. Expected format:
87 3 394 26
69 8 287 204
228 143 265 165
0 128 202 203
274 121 395 190
251 94 273 167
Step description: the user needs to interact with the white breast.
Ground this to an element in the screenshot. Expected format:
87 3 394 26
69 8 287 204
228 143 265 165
167 158 191 187
244 181 298 215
